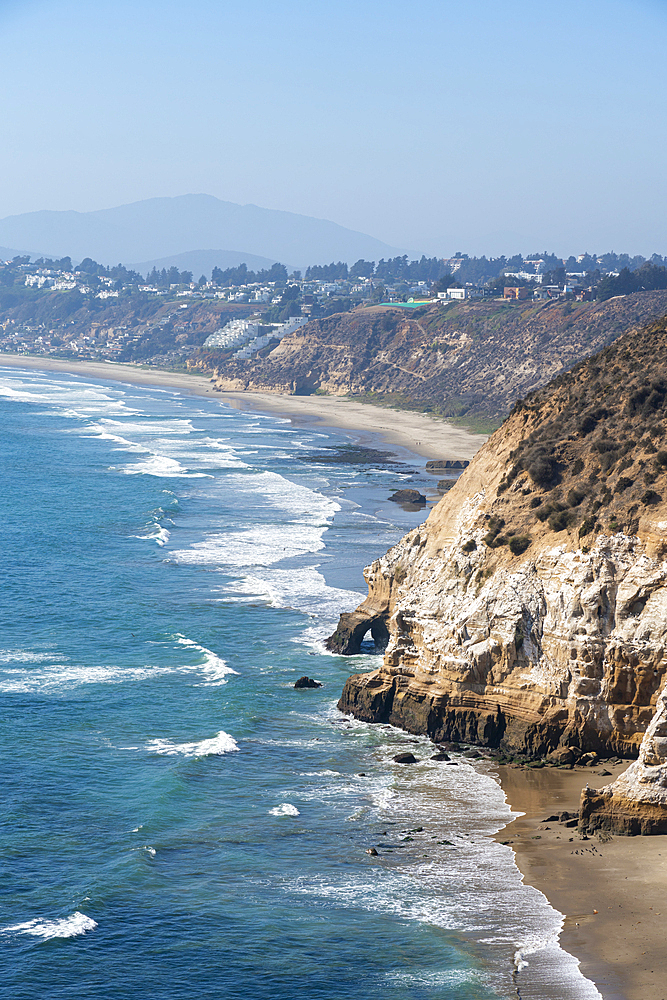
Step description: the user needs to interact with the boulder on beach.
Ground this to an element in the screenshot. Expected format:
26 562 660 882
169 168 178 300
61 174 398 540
393 752 418 764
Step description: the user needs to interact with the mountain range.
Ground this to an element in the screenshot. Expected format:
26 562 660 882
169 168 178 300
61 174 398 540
0 194 405 272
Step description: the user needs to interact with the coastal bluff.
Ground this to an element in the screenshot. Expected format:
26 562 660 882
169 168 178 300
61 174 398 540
334 317 667 834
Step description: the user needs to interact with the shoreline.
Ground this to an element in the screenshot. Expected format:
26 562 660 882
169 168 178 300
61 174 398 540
0 353 487 462
8 351 660 998
495 763 667 1000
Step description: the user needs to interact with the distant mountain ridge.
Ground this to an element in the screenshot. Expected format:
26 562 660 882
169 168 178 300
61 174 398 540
0 194 405 269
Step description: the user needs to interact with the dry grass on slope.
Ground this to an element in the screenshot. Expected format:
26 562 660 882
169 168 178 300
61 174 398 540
472 317 667 553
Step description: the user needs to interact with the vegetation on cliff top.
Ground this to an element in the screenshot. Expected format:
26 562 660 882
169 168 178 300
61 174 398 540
483 316 667 548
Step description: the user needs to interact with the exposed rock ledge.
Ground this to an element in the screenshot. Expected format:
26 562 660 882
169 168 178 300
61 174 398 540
334 317 667 833
336 523 667 833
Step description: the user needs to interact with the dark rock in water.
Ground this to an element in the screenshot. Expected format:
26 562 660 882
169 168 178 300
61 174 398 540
437 479 457 491
389 489 426 505
303 445 400 466
294 676 322 689
393 752 418 764
463 749 482 758
325 610 389 655
426 459 470 471
366 847 378 856
431 751 450 761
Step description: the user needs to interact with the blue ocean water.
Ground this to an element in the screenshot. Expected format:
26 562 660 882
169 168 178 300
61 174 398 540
0 365 601 1000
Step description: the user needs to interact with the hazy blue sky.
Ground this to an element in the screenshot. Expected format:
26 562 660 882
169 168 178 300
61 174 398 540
2 0 666 257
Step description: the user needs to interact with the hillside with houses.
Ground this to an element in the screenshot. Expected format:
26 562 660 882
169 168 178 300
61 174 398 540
3 250 667 425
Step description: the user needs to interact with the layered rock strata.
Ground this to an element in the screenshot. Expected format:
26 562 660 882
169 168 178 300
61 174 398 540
335 318 667 833
206 291 667 422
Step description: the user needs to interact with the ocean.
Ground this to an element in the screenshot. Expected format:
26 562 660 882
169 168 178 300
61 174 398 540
0 364 602 1000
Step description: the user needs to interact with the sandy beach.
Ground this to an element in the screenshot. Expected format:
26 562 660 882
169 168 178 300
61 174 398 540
0 354 487 462
496 763 667 1000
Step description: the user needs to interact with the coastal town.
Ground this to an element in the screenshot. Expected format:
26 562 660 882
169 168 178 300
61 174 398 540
2 249 667 367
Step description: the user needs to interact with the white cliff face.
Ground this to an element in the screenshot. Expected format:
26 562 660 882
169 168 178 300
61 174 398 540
339 493 667 829
373 507 667 756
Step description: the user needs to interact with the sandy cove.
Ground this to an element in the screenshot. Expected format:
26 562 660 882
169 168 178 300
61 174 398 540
496 763 667 1000
0 354 486 462
5 352 667 999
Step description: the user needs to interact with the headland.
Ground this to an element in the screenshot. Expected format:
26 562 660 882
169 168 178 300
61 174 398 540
4 349 665 999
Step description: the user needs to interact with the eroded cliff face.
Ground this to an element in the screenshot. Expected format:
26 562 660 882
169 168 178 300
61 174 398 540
206 291 667 423
336 317 667 833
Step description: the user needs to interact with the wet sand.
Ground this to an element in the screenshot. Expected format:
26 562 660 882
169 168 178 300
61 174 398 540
0 354 487 462
496 763 667 1000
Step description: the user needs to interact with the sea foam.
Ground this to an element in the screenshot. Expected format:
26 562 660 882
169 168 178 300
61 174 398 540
2 912 97 940
145 730 239 757
175 636 238 685
269 803 300 817
0 662 171 695
117 455 213 478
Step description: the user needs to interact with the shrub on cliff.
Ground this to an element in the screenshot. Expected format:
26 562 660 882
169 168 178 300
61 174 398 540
509 535 531 555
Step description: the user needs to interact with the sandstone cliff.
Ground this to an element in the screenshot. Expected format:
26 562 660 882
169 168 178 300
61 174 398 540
335 316 667 833
205 291 667 424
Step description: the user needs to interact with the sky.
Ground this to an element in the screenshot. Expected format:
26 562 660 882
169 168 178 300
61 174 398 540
1 0 666 258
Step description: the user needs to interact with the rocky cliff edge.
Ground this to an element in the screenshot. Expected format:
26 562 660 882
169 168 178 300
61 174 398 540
334 317 667 833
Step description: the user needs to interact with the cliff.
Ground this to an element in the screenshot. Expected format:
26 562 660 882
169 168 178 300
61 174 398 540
334 316 667 834
207 291 667 423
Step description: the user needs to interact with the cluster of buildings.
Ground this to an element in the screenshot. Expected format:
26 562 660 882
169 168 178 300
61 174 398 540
23 265 121 298
203 316 308 358
0 248 650 365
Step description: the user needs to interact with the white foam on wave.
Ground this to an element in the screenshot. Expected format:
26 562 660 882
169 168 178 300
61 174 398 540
116 455 213 478
171 522 327 567
269 803 300 817
0 663 171 695
300 770 340 777
83 416 247 477
169 469 342 573
146 524 171 546
131 518 172 546
2 911 97 940
150 435 248 469
0 648 59 664
81 425 148 453
222 470 340 522
145 729 239 757
89 417 201 436
0 372 140 417
175 636 238 685
224 567 361 629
